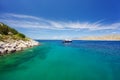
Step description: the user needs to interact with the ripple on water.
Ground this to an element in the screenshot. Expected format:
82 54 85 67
0 41 120 80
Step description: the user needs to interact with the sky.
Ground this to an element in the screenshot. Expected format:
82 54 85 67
0 0 120 39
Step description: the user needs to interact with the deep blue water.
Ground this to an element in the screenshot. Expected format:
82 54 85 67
0 40 120 80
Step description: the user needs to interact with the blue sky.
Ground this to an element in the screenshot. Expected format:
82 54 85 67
0 0 120 39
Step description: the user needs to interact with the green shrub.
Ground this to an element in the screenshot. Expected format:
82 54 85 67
9 28 18 34
17 33 26 38
0 24 9 35
0 23 26 39
0 23 18 35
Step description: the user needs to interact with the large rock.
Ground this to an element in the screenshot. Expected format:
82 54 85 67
0 39 39 55
0 48 6 54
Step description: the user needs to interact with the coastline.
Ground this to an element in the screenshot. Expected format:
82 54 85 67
73 39 120 41
0 23 39 55
77 34 120 41
0 39 39 55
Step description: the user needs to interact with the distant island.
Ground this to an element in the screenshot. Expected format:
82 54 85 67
77 34 120 41
0 22 39 55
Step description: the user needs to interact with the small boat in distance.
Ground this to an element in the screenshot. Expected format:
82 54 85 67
62 39 72 43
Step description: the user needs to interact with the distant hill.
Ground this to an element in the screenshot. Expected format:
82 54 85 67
78 34 120 41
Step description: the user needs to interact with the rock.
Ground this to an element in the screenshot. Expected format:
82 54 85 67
0 39 39 55
0 23 39 55
7 47 16 53
16 47 22 51
0 48 5 54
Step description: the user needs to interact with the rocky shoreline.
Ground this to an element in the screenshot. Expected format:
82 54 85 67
0 39 39 55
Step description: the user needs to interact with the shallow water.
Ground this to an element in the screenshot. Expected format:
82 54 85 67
0 40 120 80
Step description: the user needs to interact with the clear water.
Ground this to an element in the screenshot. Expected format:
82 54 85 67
0 40 120 80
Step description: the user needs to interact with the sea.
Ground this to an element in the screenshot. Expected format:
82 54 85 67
0 40 120 80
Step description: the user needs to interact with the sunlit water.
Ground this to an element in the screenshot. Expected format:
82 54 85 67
0 40 120 80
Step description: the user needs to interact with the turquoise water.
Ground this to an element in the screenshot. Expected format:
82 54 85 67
0 40 120 80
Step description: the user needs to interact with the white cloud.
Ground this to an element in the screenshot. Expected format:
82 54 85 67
0 13 120 31
2 13 41 20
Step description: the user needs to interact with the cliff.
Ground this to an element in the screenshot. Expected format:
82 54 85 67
0 22 39 55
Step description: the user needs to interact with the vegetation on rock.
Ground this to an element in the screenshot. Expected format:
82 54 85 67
0 22 26 41
0 22 39 55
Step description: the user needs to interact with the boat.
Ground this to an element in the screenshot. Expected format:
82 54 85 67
62 39 72 43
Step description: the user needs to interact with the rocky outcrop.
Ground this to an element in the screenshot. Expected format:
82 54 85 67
0 22 39 55
0 39 39 55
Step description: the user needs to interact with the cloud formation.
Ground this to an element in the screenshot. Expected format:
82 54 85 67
0 13 120 31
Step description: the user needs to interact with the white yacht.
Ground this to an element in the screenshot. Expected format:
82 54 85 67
62 39 72 43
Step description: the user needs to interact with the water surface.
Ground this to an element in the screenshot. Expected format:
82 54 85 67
0 40 120 80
